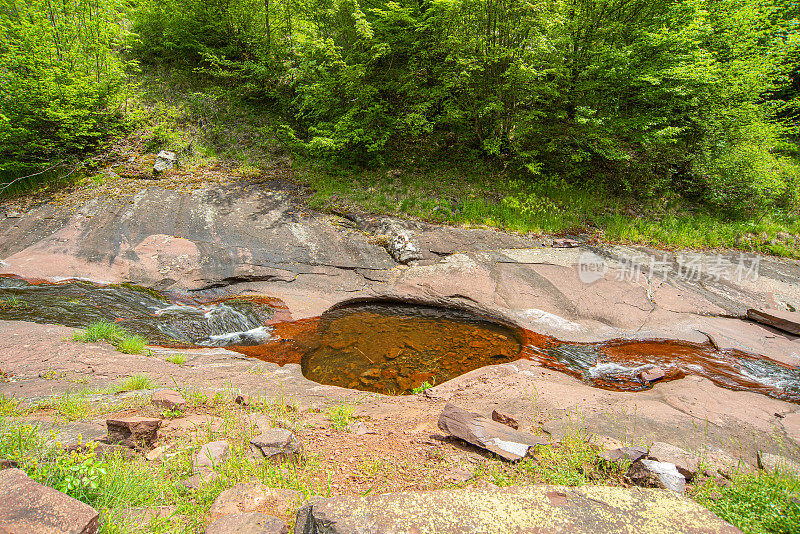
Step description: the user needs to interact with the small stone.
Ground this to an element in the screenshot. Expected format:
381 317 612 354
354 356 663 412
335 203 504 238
491 410 519 430
250 429 302 462
152 390 187 410
628 459 686 494
146 446 167 462
347 422 368 435
0 468 99 533
235 394 251 407
153 150 177 173
757 451 800 476
552 238 579 248
639 366 666 383
5 211 21 218
206 512 288 534
182 467 220 490
195 441 230 471
106 417 162 450
443 466 474 484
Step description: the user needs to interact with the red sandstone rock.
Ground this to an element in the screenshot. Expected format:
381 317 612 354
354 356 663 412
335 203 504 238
0 468 99 534
106 416 161 449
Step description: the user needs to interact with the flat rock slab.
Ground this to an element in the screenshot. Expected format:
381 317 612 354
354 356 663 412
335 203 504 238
207 512 287 534
437 403 546 461
295 485 741 534
0 468 99 534
747 308 800 336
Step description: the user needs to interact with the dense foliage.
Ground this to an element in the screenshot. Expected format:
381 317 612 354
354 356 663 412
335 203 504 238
1 0 798 218
0 0 131 178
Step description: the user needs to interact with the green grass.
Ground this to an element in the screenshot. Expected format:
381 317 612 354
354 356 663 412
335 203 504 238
0 394 22 416
412 380 435 394
302 163 800 259
73 321 148 355
117 335 146 355
325 402 355 431
73 320 126 344
692 471 800 534
112 375 154 393
165 353 187 365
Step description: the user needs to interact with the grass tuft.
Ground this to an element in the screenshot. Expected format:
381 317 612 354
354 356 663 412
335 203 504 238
165 353 187 365
112 374 154 393
73 321 147 354
325 403 355 431
116 335 145 354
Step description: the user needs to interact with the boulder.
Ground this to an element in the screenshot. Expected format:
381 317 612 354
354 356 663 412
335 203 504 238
151 390 187 411
206 513 288 534
437 403 546 461
153 151 177 174
757 451 800 476
628 459 686 494
195 441 230 471
106 417 161 449
293 484 741 534
0 468 99 534
209 482 301 520
648 442 698 480
249 430 302 462
382 222 422 264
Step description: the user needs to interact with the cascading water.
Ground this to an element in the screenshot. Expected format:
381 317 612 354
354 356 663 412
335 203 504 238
0 277 274 346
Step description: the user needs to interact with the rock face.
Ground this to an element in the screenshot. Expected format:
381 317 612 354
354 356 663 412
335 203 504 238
294 484 741 534
151 390 187 410
206 513 288 534
628 459 686 494
106 417 161 449
153 151 177 173
249 430 302 462
0 468 100 534
195 441 230 470
437 403 546 461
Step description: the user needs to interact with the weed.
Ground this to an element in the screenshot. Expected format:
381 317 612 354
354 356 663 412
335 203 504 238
325 402 355 431
73 321 147 354
113 374 154 393
73 320 125 343
412 380 435 394
0 394 21 416
161 407 184 419
0 296 26 309
165 353 187 365
117 334 146 354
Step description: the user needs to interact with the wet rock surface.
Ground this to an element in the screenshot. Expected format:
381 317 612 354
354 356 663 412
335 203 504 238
294 484 741 534
0 468 100 534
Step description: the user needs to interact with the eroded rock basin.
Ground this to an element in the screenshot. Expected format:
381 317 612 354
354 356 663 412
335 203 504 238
2 277 799 401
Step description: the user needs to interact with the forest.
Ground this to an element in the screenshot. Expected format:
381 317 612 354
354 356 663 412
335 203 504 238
1 0 799 226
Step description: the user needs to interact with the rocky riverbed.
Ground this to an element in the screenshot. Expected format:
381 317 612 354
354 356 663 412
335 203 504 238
0 173 799 532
